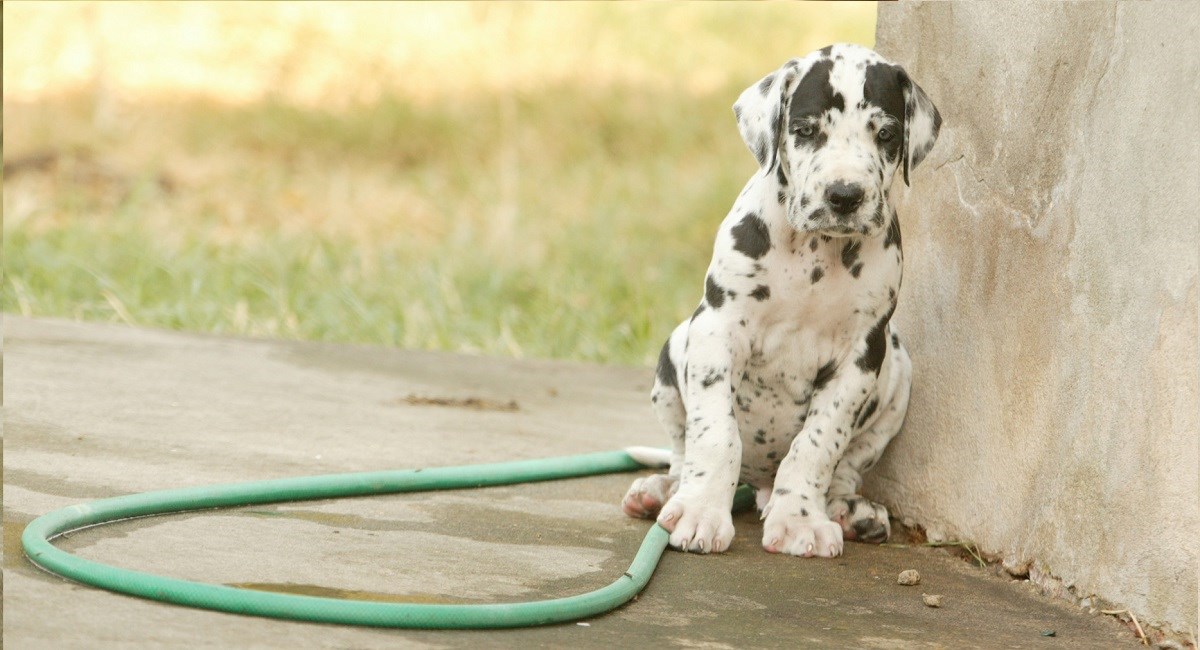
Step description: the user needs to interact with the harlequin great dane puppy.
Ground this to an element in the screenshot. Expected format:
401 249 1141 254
621 43 940 557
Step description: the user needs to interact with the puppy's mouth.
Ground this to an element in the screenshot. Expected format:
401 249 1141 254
788 194 885 236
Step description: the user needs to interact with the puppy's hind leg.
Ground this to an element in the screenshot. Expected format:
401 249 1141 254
828 336 911 543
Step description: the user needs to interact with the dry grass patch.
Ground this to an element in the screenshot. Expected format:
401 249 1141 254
4 2 875 364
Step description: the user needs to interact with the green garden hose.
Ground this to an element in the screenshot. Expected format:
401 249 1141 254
22 447 755 629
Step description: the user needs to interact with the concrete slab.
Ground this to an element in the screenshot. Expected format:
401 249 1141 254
4 317 1137 648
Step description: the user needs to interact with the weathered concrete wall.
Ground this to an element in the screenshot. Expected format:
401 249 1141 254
868 1 1199 635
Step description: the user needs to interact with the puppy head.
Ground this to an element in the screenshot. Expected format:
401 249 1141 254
734 43 941 237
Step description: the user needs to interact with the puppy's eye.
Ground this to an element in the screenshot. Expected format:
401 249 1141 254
792 123 816 138
877 127 895 142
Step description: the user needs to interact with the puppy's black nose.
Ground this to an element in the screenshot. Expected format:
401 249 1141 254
825 182 865 215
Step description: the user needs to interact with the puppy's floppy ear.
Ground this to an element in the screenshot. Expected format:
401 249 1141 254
897 67 941 186
733 62 800 173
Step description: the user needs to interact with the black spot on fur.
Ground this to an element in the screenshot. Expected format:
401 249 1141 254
811 266 824 283
705 275 726 309
850 262 863 278
812 360 836 391
750 285 771 301
656 340 677 389
830 92 845 113
692 303 706 321
863 61 907 171
864 63 907 126
809 236 818 252
774 487 791 495
758 73 775 96
731 213 771 259
788 58 836 128
776 165 788 187
777 190 786 204
884 215 902 249
818 45 834 57
841 240 862 270
701 370 724 389
854 398 879 429
856 306 895 375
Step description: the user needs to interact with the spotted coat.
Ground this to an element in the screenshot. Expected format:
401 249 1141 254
622 43 941 558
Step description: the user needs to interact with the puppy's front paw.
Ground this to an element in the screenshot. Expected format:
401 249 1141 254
762 511 844 558
657 494 735 554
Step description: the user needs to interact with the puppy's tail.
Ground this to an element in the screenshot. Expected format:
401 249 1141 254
623 446 671 468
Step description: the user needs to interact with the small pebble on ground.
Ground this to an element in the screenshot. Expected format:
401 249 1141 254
922 594 943 608
897 569 921 586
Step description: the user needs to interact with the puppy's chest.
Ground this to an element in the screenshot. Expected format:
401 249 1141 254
727 235 898 402
746 234 897 337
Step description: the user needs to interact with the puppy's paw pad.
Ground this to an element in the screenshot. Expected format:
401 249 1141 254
621 474 678 519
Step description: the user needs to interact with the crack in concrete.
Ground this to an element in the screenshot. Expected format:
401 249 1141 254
946 153 1034 228
1085 4 1123 114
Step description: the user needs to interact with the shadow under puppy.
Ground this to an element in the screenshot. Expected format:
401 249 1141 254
622 43 941 558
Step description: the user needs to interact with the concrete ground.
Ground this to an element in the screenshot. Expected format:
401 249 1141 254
4 317 1137 649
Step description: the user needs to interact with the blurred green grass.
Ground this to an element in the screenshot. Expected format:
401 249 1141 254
4 3 875 365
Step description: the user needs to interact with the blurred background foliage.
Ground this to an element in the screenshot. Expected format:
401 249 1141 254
4 2 875 365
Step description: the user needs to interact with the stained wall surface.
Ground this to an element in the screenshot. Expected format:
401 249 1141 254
868 1 1199 634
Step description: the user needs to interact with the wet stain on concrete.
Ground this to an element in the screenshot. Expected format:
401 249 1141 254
5 467 126 501
227 582 466 605
242 508 385 530
4 513 36 569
